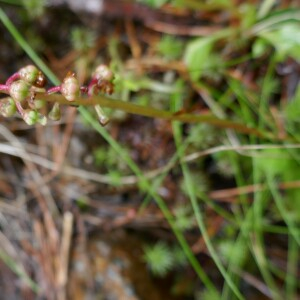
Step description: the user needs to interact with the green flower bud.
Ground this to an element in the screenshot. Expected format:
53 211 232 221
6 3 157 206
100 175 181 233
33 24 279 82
19 65 38 84
61 73 80 101
94 104 109 126
23 110 47 126
48 102 61 121
18 65 46 87
9 80 30 102
93 64 114 81
23 110 38 125
0 97 17 117
38 114 47 126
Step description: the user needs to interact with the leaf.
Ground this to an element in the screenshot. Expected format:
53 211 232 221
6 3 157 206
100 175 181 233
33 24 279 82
156 35 184 60
137 0 168 8
284 85 300 121
258 23 300 61
254 148 300 180
184 37 215 81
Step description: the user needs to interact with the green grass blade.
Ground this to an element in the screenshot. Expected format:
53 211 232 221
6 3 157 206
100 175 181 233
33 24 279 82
0 8 59 85
171 94 244 299
0 249 39 293
78 106 217 292
285 235 299 300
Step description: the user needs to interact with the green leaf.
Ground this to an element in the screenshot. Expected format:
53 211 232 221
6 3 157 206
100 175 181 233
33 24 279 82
284 85 300 121
137 0 168 8
156 35 184 60
184 37 215 82
252 37 269 58
254 148 300 180
196 289 221 300
259 23 300 61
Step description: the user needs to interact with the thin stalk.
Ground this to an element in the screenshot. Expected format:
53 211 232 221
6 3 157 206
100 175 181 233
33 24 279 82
172 121 244 300
39 93 275 138
0 250 39 293
78 106 217 292
0 84 9 93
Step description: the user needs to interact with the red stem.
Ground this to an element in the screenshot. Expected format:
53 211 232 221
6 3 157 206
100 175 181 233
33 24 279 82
15 101 25 117
0 84 9 94
80 86 88 94
87 78 98 96
6 72 20 85
47 86 61 94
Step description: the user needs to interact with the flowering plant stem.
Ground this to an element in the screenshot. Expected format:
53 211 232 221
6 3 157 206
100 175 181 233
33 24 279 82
39 92 274 138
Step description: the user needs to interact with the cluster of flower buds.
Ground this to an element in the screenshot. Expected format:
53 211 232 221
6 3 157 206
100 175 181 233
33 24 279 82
0 64 115 126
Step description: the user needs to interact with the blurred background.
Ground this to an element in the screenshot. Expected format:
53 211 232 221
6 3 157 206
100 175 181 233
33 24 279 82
0 1 299 299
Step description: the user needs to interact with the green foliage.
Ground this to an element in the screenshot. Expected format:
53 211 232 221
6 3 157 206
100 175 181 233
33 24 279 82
173 206 195 231
184 37 215 82
196 289 221 300
21 0 46 18
254 148 300 221
75 196 89 211
213 151 236 178
2 3 300 299
186 123 220 149
172 245 188 267
71 27 96 52
284 85 300 121
258 23 300 62
143 242 174 276
137 0 168 8
218 239 247 267
240 3 257 29
156 35 184 60
93 146 128 172
252 38 270 58
254 148 300 180
108 170 122 187
180 170 209 197
143 241 188 277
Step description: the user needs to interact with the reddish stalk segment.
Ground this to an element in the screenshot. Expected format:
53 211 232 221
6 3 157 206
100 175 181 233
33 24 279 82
5 72 19 85
14 101 25 117
47 86 61 94
87 78 98 96
0 84 9 94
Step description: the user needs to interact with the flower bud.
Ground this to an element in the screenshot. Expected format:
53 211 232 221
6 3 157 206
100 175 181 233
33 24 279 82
19 65 39 84
94 104 109 126
9 80 30 102
61 73 80 101
92 64 114 81
23 110 39 125
48 102 61 121
0 97 16 117
23 110 47 125
38 114 47 126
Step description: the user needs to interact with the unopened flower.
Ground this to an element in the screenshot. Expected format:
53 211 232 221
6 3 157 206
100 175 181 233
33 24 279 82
92 64 114 82
19 65 46 87
94 104 109 126
0 97 16 117
9 80 30 102
23 109 47 126
61 73 80 101
48 102 61 121
88 64 115 96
